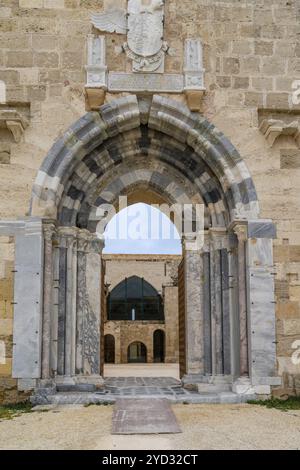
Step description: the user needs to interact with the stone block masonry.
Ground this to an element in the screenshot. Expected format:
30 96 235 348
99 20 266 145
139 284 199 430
0 0 299 399
0 237 30 403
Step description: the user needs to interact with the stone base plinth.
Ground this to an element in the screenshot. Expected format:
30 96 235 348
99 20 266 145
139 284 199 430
55 375 105 392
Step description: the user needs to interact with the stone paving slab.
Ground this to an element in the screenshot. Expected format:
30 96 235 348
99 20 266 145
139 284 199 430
111 399 182 435
105 377 181 387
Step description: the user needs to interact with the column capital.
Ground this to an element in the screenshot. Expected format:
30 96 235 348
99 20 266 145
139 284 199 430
182 231 204 252
43 222 56 242
89 234 105 254
58 226 79 239
209 227 229 249
77 229 91 253
231 221 248 242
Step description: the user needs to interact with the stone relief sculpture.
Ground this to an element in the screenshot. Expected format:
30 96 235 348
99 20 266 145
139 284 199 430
91 8 127 35
91 0 168 73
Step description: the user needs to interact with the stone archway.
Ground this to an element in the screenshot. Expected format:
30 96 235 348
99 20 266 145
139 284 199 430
9 95 280 398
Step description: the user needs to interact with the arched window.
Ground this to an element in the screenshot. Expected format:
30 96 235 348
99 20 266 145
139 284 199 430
104 334 115 364
127 342 147 363
107 276 164 321
153 330 165 363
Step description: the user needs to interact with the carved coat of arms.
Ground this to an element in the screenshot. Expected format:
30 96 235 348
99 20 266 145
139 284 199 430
91 0 168 73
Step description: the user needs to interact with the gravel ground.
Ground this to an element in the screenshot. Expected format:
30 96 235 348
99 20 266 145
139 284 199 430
0 404 300 450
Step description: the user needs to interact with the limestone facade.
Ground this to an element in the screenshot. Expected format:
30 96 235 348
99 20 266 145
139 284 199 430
103 255 181 364
0 1 299 402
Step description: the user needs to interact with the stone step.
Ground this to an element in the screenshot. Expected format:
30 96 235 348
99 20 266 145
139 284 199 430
197 383 232 393
31 390 254 406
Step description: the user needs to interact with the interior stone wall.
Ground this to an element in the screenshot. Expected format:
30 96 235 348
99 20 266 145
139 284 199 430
105 321 167 364
0 0 299 396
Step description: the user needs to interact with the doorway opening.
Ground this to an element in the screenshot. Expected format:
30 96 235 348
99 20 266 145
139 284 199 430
102 202 182 379
104 334 115 364
153 330 165 363
128 342 147 363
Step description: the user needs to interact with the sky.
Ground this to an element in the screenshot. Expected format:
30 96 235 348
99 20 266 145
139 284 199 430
102 203 182 255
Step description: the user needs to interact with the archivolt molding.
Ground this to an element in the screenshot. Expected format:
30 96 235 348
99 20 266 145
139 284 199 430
31 95 259 228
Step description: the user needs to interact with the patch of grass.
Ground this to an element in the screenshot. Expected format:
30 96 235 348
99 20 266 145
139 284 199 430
0 402 33 421
248 397 300 411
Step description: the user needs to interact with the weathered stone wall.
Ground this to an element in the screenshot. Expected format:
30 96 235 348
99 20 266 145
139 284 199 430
104 254 182 292
104 255 181 364
0 236 29 403
105 321 166 364
0 0 299 394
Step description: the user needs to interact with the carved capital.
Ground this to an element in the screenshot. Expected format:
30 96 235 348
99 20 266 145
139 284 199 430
89 235 105 254
58 227 79 250
43 223 56 243
182 231 204 252
77 229 92 253
233 223 248 243
209 227 228 249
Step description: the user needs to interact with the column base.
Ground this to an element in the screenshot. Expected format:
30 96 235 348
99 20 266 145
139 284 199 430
55 375 105 392
182 374 233 392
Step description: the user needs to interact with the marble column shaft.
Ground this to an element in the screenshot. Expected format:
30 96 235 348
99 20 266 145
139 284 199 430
183 236 204 376
203 246 212 375
64 229 78 377
246 220 278 387
234 224 249 377
41 222 56 379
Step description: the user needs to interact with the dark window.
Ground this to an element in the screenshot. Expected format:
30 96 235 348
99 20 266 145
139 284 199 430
128 342 147 363
107 276 164 321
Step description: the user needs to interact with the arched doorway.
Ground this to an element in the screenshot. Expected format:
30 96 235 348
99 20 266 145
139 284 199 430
104 334 115 364
153 330 165 363
17 94 278 398
128 342 147 363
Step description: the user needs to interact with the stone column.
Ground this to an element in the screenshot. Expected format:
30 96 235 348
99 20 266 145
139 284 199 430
246 220 281 395
64 228 78 377
57 229 67 376
182 234 205 382
202 231 212 375
164 285 179 364
41 221 56 379
82 234 104 380
233 223 249 377
56 227 78 378
75 230 90 375
50 233 60 377
209 229 223 375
